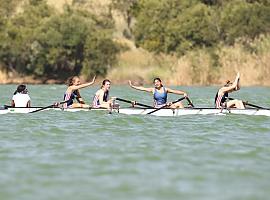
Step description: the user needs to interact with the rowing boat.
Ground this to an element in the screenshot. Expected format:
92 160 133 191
1 107 270 116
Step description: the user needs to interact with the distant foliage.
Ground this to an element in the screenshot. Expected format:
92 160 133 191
0 0 23 18
132 0 270 54
219 1 270 44
1 0 270 80
0 0 119 80
132 0 219 54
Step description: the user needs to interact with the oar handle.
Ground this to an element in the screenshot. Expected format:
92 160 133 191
171 97 186 106
147 97 186 115
116 97 154 109
186 97 194 107
115 97 131 104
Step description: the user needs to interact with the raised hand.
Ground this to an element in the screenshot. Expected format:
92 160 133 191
236 72 240 79
90 76 96 84
235 72 240 90
128 80 133 87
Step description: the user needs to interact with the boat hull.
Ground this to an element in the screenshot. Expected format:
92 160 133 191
1 107 270 116
117 108 270 117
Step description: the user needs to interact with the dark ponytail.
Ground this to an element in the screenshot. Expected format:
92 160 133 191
14 85 27 95
66 76 78 86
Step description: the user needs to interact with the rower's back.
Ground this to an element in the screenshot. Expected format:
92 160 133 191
11 85 31 107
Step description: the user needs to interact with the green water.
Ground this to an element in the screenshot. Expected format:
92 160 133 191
1 85 270 200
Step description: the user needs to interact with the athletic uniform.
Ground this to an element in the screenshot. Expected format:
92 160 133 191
63 90 78 108
215 91 228 108
12 93 31 107
92 90 109 108
153 87 167 108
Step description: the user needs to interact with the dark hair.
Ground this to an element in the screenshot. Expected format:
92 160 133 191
14 84 27 95
153 77 163 87
153 77 162 83
101 79 111 88
67 76 79 86
224 80 232 87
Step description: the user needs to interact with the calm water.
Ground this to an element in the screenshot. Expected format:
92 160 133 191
1 85 270 200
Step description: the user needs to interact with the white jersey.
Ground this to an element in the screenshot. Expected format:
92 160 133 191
12 93 31 107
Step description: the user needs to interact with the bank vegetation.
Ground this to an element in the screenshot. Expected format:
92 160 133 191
0 0 269 85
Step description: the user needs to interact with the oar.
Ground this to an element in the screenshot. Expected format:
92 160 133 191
186 97 194 108
147 97 186 115
3 105 46 108
116 97 154 109
29 100 69 113
0 105 8 110
228 98 270 110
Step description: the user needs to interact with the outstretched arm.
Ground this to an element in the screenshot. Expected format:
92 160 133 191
235 74 240 91
128 80 153 93
167 88 188 97
70 76 96 91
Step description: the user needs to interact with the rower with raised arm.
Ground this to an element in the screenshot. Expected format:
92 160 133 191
63 76 96 108
215 72 245 109
129 77 189 108
11 84 31 107
92 79 114 109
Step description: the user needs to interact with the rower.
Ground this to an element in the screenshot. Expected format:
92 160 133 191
129 77 189 108
63 76 95 108
215 72 245 109
92 79 115 109
11 84 31 107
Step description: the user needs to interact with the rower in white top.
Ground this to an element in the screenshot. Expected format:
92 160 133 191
11 84 31 107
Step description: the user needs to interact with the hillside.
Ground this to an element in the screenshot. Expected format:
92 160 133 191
44 0 270 86
0 0 269 86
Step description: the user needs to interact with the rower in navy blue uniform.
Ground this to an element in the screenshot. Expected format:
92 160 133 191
129 77 189 108
63 76 95 108
92 79 115 109
215 72 245 109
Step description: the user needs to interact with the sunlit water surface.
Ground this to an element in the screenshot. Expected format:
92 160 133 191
1 85 270 200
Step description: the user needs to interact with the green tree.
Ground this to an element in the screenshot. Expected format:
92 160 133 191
82 33 119 79
0 0 23 18
111 0 138 28
220 1 270 44
133 0 218 54
0 0 53 74
0 1 119 80
132 0 270 54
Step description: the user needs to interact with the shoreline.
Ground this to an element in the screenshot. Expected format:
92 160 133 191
1 78 270 87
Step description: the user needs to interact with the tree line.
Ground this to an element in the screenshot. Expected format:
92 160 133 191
126 0 270 55
0 0 120 81
0 0 269 80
